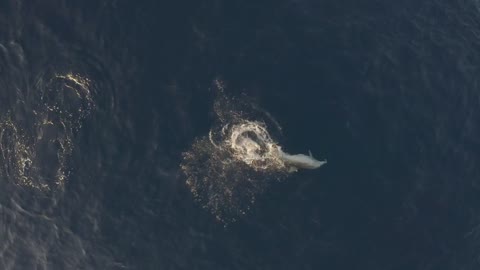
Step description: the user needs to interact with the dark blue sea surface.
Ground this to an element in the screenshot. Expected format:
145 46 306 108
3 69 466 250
1 0 480 269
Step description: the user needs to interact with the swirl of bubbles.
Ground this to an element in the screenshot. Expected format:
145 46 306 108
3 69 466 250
181 81 289 223
0 71 94 191
224 121 285 171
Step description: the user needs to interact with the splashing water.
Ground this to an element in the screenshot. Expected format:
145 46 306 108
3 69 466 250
220 120 286 171
181 81 325 223
0 72 94 191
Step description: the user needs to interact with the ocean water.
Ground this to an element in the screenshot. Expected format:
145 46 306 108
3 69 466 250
1 0 480 269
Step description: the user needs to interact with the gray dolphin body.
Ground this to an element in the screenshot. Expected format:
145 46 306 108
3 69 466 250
277 148 327 172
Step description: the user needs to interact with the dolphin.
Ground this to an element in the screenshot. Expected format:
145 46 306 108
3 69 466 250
276 147 327 172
